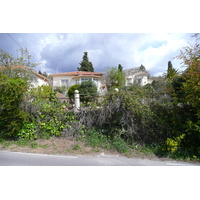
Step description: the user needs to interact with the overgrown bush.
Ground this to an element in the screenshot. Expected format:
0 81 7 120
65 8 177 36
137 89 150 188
76 83 200 159
79 80 98 105
26 86 68 139
67 84 80 99
76 89 154 144
53 85 68 95
0 74 29 139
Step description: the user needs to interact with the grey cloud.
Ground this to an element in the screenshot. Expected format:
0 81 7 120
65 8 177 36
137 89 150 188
0 33 194 76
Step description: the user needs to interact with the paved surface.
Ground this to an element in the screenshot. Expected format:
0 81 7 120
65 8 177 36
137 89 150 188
0 151 199 166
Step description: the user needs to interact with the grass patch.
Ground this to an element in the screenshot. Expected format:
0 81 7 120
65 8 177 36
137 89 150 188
0 140 12 148
66 149 72 153
132 144 156 156
85 129 131 155
85 129 112 149
15 139 32 147
0 138 49 150
72 144 81 150
37 144 49 149
30 142 38 148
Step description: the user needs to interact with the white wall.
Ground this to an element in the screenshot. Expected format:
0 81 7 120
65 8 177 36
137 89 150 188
52 76 75 88
31 76 49 88
52 75 103 93
125 72 149 86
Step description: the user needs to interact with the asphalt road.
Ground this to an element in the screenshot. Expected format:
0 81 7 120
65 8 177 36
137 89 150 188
0 151 199 166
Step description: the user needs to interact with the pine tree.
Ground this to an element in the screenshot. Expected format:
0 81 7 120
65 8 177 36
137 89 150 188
139 64 146 72
168 61 173 71
77 52 94 72
166 61 178 80
118 64 123 72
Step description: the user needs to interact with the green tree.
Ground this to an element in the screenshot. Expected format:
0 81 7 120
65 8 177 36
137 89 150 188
77 80 98 104
67 84 81 99
139 64 146 72
0 48 40 85
0 66 37 84
176 33 200 116
0 48 40 68
77 52 94 72
0 49 14 67
0 74 29 138
166 61 178 80
104 67 125 91
118 64 123 72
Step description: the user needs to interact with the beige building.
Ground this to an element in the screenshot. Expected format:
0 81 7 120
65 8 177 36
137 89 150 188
124 65 153 86
50 71 105 94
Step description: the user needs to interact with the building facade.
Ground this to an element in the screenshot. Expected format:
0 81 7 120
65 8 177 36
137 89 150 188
124 65 153 86
50 71 105 94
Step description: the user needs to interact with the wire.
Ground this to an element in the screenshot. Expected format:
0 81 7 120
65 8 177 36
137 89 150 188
6 33 41 63
6 33 24 49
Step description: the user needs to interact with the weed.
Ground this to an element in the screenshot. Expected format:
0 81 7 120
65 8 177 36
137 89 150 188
66 149 72 153
15 139 30 147
30 142 38 148
85 129 131 155
93 148 101 152
86 129 111 149
112 136 130 154
37 144 49 149
1 141 11 148
72 144 81 150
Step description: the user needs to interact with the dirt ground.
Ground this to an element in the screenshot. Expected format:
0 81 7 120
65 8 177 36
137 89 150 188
0 137 161 160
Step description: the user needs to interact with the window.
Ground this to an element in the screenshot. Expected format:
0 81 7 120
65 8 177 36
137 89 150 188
127 78 132 83
76 79 80 85
93 78 98 86
61 79 69 87
81 78 90 82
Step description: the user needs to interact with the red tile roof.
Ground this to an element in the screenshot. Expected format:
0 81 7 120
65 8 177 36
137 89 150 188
50 71 103 77
0 65 50 82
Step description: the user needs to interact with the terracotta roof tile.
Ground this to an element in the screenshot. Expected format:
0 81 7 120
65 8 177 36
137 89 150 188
50 71 103 77
0 65 50 82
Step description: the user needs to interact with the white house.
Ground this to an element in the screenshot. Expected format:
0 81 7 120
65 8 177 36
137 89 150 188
0 65 50 88
50 71 105 94
31 70 50 87
124 65 153 86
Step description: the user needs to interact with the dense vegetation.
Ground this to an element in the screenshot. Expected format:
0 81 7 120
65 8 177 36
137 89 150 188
0 35 199 161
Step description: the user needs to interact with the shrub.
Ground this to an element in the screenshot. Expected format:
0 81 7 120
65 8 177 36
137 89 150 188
67 84 80 99
22 85 68 139
85 129 111 149
53 86 68 95
0 74 29 139
76 89 154 144
79 80 98 104
17 122 38 140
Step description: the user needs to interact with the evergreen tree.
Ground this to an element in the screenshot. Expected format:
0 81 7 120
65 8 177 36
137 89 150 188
118 64 123 72
166 61 178 80
139 64 146 72
78 52 94 72
168 61 173 71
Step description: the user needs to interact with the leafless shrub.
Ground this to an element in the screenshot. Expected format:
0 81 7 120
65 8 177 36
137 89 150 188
74 91 154 144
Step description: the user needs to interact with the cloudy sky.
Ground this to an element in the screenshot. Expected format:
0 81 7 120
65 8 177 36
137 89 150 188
0 33 195 76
